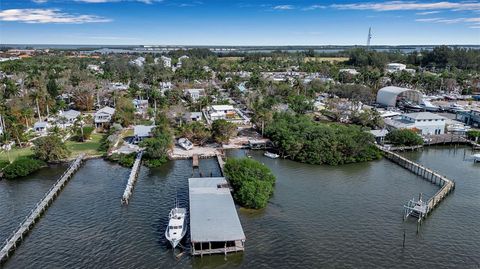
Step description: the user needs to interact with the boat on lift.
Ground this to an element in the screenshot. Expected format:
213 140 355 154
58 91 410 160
165 201 187 249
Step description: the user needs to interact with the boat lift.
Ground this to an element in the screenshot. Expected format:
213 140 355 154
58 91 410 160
403 193 428 223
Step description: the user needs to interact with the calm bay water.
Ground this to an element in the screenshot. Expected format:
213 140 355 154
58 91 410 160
0 146 478 268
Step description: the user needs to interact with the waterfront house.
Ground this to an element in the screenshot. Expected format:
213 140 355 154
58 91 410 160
369 129 389 144
33 121 49 134
94 106 115 128
384 112 447 135
133 125 155 144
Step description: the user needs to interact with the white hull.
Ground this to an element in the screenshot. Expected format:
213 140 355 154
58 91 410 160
165 207 187 249
264 152 279 159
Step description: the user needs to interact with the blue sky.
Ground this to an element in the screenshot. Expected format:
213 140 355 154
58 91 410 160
0 0 479 45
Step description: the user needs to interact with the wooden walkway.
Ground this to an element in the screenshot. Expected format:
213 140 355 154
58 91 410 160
121 151 143 205
378 146 455 220
216 153 225 176
0 154 85 264
192 154 199 168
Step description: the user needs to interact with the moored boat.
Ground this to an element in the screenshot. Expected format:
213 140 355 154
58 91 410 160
264 151 279 159
165 204 187 248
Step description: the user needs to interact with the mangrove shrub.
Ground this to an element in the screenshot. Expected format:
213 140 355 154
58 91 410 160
2 157 45 179
265 113 381 165
224 158 276 209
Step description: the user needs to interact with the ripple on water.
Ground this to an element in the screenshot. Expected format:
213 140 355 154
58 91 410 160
1 147 479 269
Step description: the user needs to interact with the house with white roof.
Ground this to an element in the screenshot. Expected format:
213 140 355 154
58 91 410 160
33 121 50 134
386 63 406 73
155 56 172 68
133 125 155 144
205 105 250 125
184 89 205 101
384 112 447 135
339 69 360 75
57 109 81 128
94 106 115 128
129 57 146 67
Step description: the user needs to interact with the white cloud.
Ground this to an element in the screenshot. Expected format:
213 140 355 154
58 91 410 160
415 16 480 28
32 0 48 3
303 5 326 11
273 5 294 10
0 9 112 24
331 1 480 11
416 11 441 15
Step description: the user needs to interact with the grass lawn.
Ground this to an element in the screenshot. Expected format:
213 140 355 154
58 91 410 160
0 147 34 163
66 133 104 156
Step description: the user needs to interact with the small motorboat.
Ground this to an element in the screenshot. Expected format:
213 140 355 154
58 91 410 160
178 138 193 151
165 203 187 249
472 154 480 163
264 151 279 159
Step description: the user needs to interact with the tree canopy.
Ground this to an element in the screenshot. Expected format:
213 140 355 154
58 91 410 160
265 113 381 165
224 158 276 209
385 129 424 146
33 135 70 162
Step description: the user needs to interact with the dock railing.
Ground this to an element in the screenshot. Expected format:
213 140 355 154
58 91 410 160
377 145 455 220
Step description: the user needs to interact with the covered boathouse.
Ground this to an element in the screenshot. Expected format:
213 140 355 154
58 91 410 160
188 177 245 256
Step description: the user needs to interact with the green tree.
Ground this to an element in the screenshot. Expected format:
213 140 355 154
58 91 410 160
113 97 135 127
139 126 173 167
224 158 276 209
33 135 70 162
385 129 423 146
211 119 237 144
179 121 211 145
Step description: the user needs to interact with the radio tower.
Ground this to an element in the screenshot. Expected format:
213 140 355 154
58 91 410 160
366 27 372 50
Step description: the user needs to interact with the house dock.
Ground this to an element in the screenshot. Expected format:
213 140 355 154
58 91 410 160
216 153 225 176
189 177 245 256
121 151 143 205
0 154 85 264
378 146 455 221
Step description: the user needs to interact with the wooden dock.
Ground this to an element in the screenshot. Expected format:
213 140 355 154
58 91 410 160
378 146 455 220
192 154 199 168
121 151 143 205
216 153 225 176
0 154 85 264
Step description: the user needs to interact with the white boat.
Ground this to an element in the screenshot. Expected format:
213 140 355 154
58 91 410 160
165 204 187 248
178 138 193 150
473 154 480 163
264 151 279 159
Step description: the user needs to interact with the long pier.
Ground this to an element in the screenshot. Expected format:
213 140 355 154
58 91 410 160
378 146 455 220
121 151 143 205
0 154 85 264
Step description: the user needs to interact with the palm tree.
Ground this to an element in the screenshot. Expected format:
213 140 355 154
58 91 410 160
30 90 43 121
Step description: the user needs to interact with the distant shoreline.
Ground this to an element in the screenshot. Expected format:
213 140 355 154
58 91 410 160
1 44 479 51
